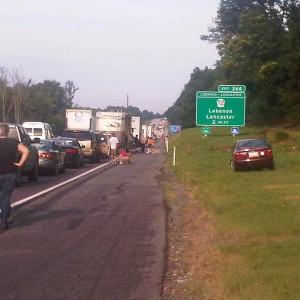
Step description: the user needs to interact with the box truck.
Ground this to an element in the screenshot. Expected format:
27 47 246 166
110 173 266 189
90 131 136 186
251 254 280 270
95 111 133 150
131 116 141 139
65 109 96 131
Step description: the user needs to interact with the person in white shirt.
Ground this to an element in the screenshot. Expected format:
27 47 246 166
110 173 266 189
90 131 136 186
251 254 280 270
108 133 119 164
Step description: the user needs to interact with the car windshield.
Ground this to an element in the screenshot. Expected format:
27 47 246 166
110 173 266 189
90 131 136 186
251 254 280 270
237 139 268 149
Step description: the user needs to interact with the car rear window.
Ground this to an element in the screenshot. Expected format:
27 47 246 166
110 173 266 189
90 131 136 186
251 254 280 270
57 139 76 146
33 128 43 136
237 139 267 149
62 131 92 140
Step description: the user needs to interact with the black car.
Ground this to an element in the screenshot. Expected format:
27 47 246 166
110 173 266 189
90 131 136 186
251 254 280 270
8 123 39 185
61 130 99 163
53 137 85 168
230 138 274 171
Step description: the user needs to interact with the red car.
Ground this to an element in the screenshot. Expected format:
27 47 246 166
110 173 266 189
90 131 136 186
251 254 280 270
230 138 274 171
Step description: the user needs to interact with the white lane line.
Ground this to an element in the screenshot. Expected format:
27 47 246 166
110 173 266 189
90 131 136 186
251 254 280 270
11 161 112 208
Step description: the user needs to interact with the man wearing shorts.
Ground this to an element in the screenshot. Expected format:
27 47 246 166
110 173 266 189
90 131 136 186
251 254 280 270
108 133 119 164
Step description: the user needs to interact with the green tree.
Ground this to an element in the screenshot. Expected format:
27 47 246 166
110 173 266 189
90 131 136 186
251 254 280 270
200 0 300 125
0 67 12 122
166 67 217 128
64 80 79 107
25 80 71 134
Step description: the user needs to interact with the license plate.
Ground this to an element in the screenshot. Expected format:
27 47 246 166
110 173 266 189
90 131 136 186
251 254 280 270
249 151 259 158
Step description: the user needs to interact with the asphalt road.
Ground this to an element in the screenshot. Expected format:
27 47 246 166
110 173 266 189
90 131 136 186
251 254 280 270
0 145 166 299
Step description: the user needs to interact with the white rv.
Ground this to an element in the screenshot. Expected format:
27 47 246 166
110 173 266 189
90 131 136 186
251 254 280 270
22 122 54 140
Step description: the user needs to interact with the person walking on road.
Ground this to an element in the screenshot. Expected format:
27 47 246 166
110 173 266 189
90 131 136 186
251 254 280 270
146 137 155 153
139 135 147 153
0 123 29 230
108 132 119 164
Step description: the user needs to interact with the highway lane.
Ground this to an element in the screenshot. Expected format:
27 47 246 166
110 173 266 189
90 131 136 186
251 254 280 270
11 159 111 204
0 148 166 299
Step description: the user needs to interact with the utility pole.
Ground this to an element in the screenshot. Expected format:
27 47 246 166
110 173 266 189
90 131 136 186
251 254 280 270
126 94 129 108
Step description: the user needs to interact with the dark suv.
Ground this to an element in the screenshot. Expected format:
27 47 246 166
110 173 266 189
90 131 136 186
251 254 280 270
61 130 99 163
8 123 39 185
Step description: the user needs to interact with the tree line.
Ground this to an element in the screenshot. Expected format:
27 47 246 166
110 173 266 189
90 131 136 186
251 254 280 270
0 67 162 135
166 0 300 128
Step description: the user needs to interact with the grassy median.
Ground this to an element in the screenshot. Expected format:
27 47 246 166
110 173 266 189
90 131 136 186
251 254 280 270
166 126 300 300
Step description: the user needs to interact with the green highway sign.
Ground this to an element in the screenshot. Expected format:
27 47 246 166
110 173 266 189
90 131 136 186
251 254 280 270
201 126 211 135
196 91 245 126
218 85 246 93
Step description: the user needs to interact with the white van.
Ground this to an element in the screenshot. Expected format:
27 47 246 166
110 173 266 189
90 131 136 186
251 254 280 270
22 122 54 140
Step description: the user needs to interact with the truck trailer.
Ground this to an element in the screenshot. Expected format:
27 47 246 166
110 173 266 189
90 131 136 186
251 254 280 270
95 111 133 150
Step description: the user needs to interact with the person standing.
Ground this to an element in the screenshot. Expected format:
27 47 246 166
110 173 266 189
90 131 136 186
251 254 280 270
146 136 155 153
134 135 139 147
0 123 29 230
139 135 147 153
108 132 119 164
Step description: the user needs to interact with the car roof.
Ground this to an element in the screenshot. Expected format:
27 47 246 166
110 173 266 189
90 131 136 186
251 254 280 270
236 138 265 143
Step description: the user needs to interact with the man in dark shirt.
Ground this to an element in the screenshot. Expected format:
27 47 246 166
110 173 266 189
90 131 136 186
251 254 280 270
0 123 29 230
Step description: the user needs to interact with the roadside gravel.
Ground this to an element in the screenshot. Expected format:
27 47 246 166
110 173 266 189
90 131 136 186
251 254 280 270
159 162 194 300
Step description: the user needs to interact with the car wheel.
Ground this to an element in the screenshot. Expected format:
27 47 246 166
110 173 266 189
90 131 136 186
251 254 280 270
80 157 85 167
60 161 66 174
51 162 59 176
28 161 39 181
74 155 81 168
90 154 97 163
96 154 101 163
230 160 238 172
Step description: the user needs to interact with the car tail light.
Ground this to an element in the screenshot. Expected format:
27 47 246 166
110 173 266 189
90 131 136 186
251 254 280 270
39 152 53 158
234 151 248 160
265 149 272 156
257 148 272 157
66 148 77 154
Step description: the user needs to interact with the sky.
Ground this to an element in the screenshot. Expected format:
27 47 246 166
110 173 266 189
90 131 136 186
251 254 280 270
1 0 220 114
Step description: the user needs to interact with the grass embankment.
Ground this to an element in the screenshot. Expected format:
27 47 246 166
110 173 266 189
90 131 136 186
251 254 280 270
166 126 300 300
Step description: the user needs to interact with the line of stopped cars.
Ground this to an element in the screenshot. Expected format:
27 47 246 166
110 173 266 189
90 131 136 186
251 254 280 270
33 137 86 175
230 137 274 171
8 123 108 185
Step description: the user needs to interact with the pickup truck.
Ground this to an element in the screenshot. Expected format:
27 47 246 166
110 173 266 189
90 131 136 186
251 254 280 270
8 123 39 185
